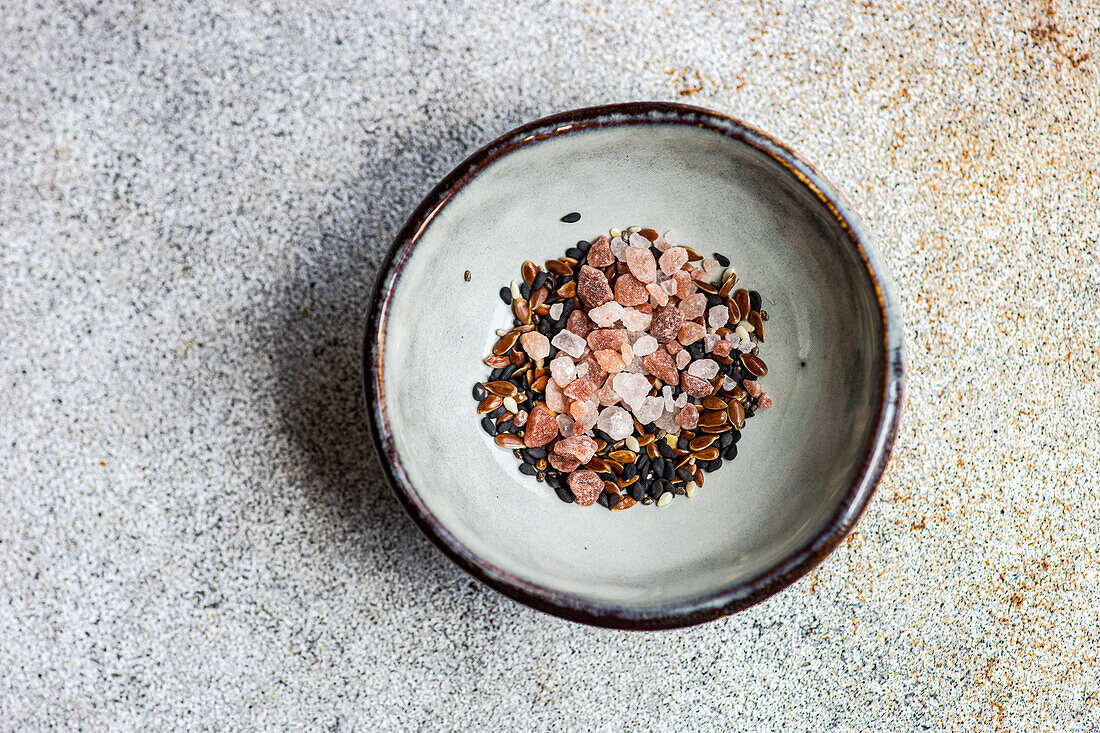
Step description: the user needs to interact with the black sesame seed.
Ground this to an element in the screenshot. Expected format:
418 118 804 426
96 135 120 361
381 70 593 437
472 383 486 401
744 406 755 419
729 429 742 443
657 442 674 459
480 417 497 436
538 319 552 335
508 377 524 390
649 246 662 261
630 482 645 502
488 406 506 419
519 462 536 476
500 364 517 380
677 468 694 483
497 419 515 434
545 473 562 489
565 247 584 260
554 486 575 503
547 345 559 359
749 290 762 312
597 492 611 508
532 271 548 292
662 461 674 480
676 438 689 451
688 343 704 360
577 239 591 251
651 456 665 475
622 462 637 480
718 431 733 449
706 293 722 308
593 429 613 443
562 299 575 316
520 283 531 299
714 252 730 267
723 444 738 461
519 398 533 412
521 451 537 465
499 287 512 305
489 367 504 381
644 422 657 434
526 447 547 459
608 493 621 508
561 212 581 223
709 458 723 472
512 317 522 327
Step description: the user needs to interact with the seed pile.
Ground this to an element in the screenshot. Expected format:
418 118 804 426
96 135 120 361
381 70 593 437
473 227 773 509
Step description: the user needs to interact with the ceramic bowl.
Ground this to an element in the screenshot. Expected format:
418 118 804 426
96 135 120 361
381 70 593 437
364 102 903 629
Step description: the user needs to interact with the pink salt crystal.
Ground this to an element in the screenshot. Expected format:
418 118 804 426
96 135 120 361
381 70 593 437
679 294 708 320
575 400 599 433
619 341 633 364
680 373 713 398
658 246 689 276
513 409 528 427
596 404 635 440
572 419 584 436
707 305 730 329
566 309 595 339
703 333 721 352
712 339 733 358
610 236 628 261
549 355 577 388
676 272 695 300
548 452 580 473
556 413 575 438
646 283 670 306
653 236 671 252
702 258 722 278
624 246 657 283
677 321 706 346
634 395 665 424
632 334 658 357
757 393 773 409
576 265 614 308
524 406 558 447
675 403 699 430
661 279 679 296
551 329 587 359
675 350 691 369
567 470 604 506
650 303 685 344
553 435 598 464
613 273 650 306
587 328 628 351
563 378 597 402
619 307 652 332
635 303 653 314
568 400 587 421
690 267 710 282
519 331 550 361
743 380 763 398
586 235 615 267
666 339 683 355
587 301 624 327
610 373 651 411
594 349 625 374
575 353 607 385
597 379 621 406
643 348 680 386
548 302 564 320
687 358 719 380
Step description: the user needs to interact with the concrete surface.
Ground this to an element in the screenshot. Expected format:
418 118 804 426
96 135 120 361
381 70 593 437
2 0 1099 730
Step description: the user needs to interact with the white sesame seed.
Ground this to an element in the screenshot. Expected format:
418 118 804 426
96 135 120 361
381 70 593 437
503 397 519 413
657 492 673 507
685 481 699 498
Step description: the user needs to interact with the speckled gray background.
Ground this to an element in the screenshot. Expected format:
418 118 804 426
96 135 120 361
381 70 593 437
3 1 1099 730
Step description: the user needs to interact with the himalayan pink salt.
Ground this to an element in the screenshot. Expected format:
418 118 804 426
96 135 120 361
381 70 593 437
673 271 693 299
545 378 567 412
675 403 699 430
519 331 550 361
619 341 633 364
702 258 723 279
610 236 628 261
650 303 685 344
563 378 597 402
613 273 650 306
634 395 665 424
628 232 651 248
661 279 678 296
595 405 635 440
675 349 691 369
646 282 669 306
680 372 713 398
722 375 739 392
666 339 683 355
524 406 558 447
691 267 711 282
743 380 763 398
567 470 604 506
619 307 652 332
548 302 564 320
549 355 577 387
677 321 706 346
568 400 587 421
688 358 719 380
632 334 658 357
596 379 620 406
548 451 580 473
622 354 646 373
610 373 650 411
576 400 599 433
624 246 657 283
575 353 607 385
586 235 614 267
587 301 624 327
643 348 679 386
566 309 595 338
635 303 652 314
653 235 671 252
758 393 773 409
658 246 689 276
679 294 708 320
712 339 733 358
513 409 528 427
654 411 680 433
661 385 675 410
576 265 614 308
587 328 628 351
553 435 598 464
703 333 722 352
594 349 625 374
556 413 575 438
551 329 586 359
707 305 730 329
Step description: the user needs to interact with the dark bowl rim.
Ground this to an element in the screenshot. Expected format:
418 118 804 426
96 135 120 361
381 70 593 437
362 101 905 630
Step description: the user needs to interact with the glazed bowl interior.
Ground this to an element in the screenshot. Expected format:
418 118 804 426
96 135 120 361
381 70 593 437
373 108 894 625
